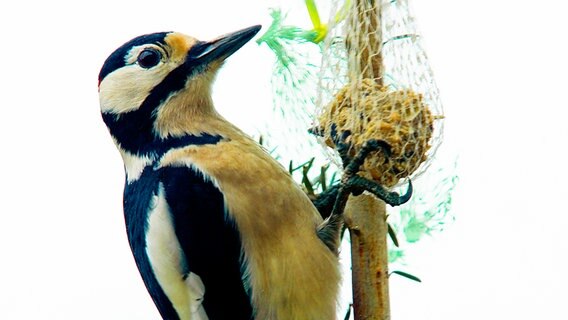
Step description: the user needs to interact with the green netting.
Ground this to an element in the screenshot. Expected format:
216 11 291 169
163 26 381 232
256 8 324 168
257 0 457 266
316 0 444 186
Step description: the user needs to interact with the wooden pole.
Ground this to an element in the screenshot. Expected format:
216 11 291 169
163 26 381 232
344 195 389 320
345 0 390 319
354 0 384 83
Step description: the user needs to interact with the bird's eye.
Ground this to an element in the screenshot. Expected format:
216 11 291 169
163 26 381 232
137 49 162 69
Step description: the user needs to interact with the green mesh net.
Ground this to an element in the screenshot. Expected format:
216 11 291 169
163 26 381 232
256 8 324 167
257 0 456 268
316 0 444 184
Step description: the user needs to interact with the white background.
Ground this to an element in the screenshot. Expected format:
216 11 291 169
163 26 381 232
0 0 567 319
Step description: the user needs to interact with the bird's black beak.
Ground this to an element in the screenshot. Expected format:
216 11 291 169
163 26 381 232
188 25 261 64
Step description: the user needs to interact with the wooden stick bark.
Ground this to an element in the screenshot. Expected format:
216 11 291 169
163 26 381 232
345 0 390 319
344 195 389 320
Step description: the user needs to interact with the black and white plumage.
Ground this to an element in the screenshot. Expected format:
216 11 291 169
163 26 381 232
98 26 341 320
124 162 251 319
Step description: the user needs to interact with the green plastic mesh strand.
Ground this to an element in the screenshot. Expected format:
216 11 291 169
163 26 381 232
256 8 325 169
388 159 458 263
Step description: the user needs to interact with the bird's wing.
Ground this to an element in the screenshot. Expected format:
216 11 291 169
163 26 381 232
158 164 254 320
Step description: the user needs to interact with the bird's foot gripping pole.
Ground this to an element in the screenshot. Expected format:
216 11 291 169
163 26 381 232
316 126 412 253
329 126 412 218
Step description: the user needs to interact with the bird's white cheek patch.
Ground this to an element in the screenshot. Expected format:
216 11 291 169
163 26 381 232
99 63 173 114
146 184 207 320
99 67 152 114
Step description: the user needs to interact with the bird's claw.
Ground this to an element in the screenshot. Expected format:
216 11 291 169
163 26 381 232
316 134 413 252
330 124 353 166
315 126 413 230
339 137 411 207
345 175 412 206
344 139 391 177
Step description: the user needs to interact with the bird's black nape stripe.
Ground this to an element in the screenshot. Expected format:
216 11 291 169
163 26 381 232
156 134 223 156
102 108 223 157
98 32 171 84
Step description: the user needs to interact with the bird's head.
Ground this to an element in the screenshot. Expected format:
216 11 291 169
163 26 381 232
98 25 261 156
